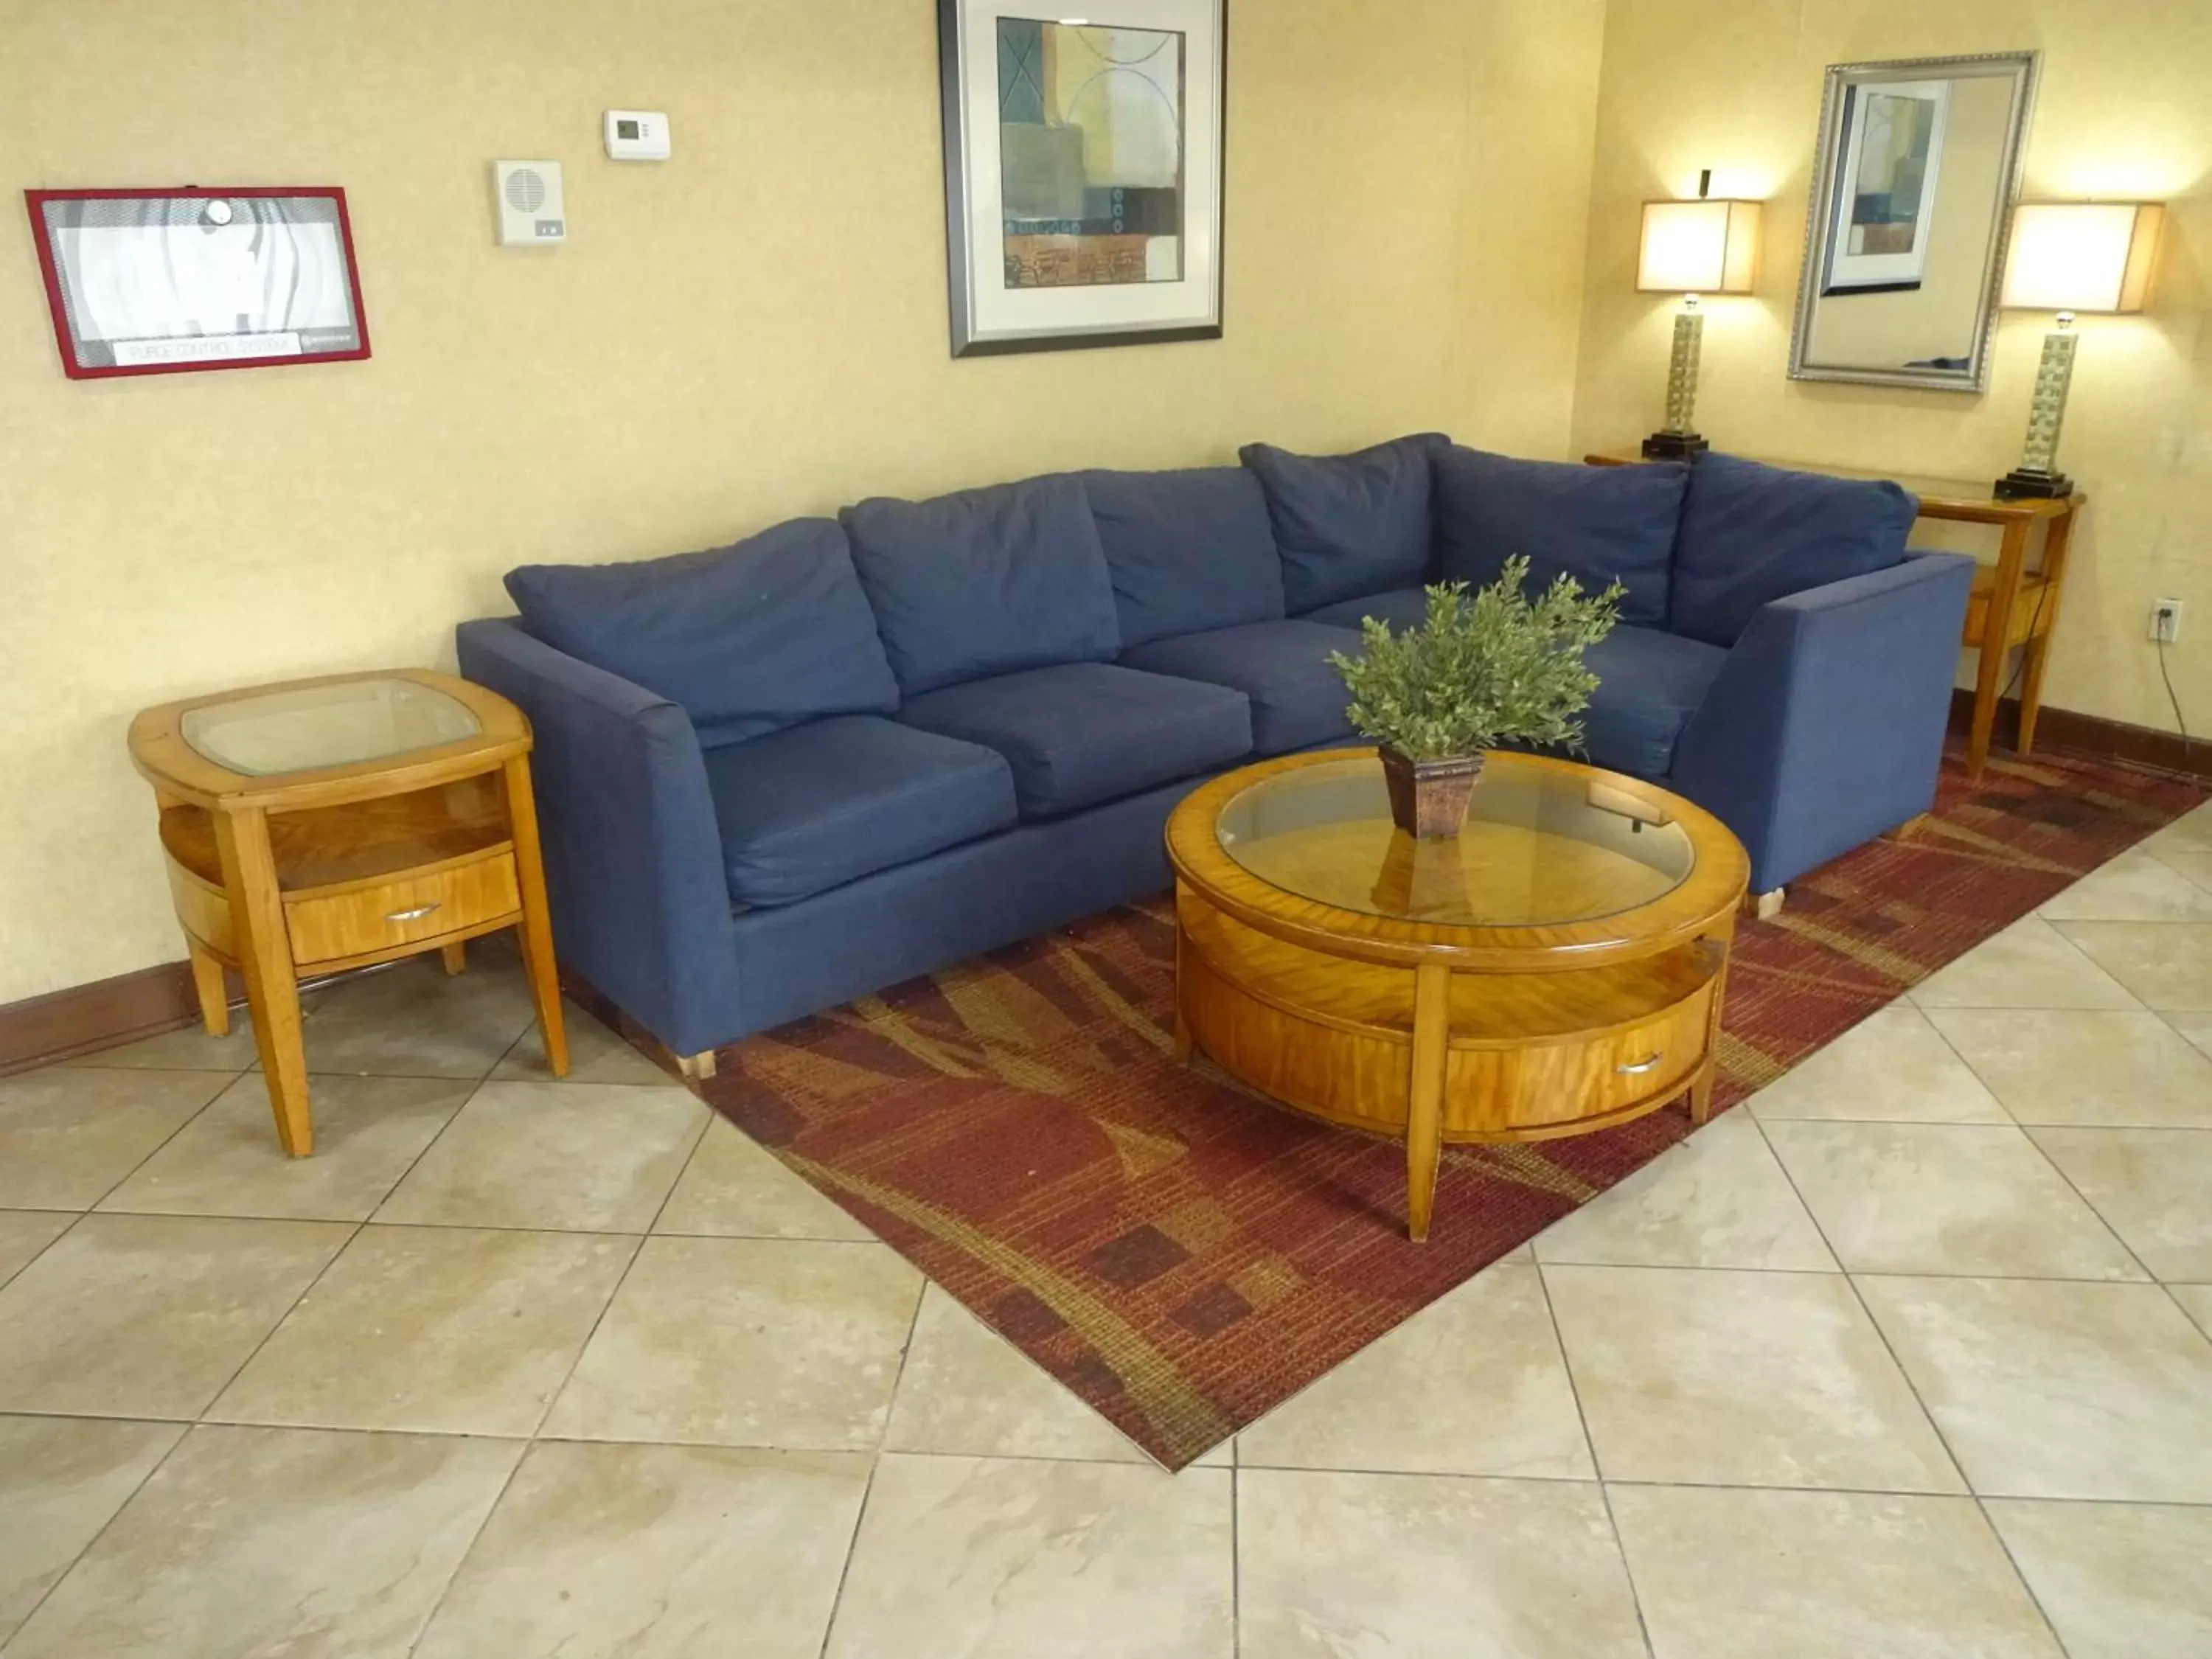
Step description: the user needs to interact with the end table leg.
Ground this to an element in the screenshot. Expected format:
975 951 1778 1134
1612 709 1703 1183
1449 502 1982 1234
1171 912 1196 1062
1405 962 1451 1243
504 758 571 1077
440 940 467 976
212 807 313 1156
187 942 231 1037
1690 928 1733 1129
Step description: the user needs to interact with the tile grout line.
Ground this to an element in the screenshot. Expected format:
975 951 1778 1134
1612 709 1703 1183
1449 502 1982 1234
175 1030 475 1425
1528 1257 1658 1659
1229 1450 1241 1659
1742 1107 1972 1493
0 1413 195 1650
13 1405 2212 1506
815 1281 929 1659
1915 968 2212 1320
400 1436 534 1659
1742 1105 2081 1658
0 1209 91 1296
0 1050 411 1655
66 1068 241 1216
400 1074 712 1655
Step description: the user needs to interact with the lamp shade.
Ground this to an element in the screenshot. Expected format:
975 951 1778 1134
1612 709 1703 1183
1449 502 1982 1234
2001 202 2163 313
1638 198 1761 294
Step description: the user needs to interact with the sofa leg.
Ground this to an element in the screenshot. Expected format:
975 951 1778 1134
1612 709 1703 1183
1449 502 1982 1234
1742 888 1786 921
1894 811 1935 841
676 1050 718 1082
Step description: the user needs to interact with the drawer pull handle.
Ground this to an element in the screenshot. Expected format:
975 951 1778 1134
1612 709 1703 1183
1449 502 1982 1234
386 902 442 922
1616 1052 1663 1076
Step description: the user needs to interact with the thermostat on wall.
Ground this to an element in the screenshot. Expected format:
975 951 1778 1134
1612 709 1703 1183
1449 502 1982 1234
604 110 671 161
493 160 566 245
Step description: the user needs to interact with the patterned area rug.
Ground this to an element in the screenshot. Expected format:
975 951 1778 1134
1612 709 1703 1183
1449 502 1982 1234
686 747 2206 1468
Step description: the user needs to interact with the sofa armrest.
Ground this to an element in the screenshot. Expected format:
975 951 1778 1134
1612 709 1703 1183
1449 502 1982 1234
456 618 739 1055
1669 552 1975 891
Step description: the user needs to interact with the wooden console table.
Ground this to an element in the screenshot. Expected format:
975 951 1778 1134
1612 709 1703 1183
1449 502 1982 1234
1585 451 2084 779
128 669 569 1155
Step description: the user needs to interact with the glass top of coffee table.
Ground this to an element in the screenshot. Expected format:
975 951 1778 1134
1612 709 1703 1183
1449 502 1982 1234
180 677 483 777
1214 755 1697 927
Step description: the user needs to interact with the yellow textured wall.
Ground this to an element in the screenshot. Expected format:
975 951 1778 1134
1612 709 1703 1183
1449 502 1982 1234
0 0 1605 1001
1573 0 2211 739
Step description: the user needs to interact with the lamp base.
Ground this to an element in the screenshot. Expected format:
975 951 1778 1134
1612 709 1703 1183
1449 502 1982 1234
1993 467 2073 500
1642 431 1709 461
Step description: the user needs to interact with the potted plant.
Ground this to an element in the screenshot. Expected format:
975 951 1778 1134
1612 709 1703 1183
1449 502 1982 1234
1329 556 1623 840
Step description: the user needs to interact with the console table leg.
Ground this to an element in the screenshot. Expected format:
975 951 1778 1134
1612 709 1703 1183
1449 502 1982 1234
440 940 467 975
213 806 313 1157
1968 521 2028 779
2018 507 2076 757
1405 962 1450 1243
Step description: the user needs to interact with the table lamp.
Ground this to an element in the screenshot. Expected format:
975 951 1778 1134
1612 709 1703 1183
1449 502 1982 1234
1637 173 1760 459
1994 201 2163 498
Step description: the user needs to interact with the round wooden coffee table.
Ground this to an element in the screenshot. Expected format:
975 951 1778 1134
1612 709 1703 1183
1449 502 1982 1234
1165 749 1749 1240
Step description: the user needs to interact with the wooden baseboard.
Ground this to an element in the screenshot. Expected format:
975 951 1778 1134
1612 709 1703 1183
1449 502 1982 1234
0 959 234 1077
1949 691 2211 782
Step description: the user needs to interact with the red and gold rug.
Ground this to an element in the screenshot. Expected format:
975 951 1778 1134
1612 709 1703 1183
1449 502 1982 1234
689 747 2205 1467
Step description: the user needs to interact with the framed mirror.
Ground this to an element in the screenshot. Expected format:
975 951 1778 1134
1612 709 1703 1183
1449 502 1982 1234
1788 52 2037 393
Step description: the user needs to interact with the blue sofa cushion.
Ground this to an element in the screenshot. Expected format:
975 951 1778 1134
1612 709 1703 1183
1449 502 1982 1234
1084 467 1287 648
1670 453 1919 647
504 519 899 748
1120 620 1357 755
841 476 1121 695
1433 447 1687 625
1239 434 1447 614
1577 625 1730 779
701 716 1018 907
1300 586 1432 633
897 662 1252 819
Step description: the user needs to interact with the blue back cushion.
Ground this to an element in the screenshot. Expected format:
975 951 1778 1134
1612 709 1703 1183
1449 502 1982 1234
1239 434 1446 614
841 475 1121 695
1433 447 1687 625
1083 467 1286 648
504 518 899 748
1669 453 1919 646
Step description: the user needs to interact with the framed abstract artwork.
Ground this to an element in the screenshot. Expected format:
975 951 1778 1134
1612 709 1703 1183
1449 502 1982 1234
937 0 1226 356
1820 80 1950 295
25 187 369 379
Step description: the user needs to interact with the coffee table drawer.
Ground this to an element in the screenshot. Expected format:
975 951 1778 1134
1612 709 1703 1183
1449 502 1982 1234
285 851 521 967
1456 979 1714 1135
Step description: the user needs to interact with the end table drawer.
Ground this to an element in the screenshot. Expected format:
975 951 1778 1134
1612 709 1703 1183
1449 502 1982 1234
285 851 521 967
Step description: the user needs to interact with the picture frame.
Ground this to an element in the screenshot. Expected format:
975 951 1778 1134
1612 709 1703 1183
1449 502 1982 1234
937 0 1226 357
24 187 370 380
1787 51 2038 394
1820 79 1950 296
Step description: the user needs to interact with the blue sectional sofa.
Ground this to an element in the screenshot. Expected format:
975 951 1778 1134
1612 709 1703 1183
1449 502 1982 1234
458 440 1973 1061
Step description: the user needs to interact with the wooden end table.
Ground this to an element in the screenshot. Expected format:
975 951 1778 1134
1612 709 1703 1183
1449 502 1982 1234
1166 751 1748 1242
128 669 570 1155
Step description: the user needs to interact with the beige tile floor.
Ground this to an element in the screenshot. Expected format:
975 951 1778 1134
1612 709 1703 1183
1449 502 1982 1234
1 801 2210 1657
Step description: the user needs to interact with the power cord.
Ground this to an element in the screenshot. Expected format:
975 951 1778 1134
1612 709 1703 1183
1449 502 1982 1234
2157 633 2196 765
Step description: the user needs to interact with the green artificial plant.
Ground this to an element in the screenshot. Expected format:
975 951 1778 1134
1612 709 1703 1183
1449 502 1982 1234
1328 557 1624 762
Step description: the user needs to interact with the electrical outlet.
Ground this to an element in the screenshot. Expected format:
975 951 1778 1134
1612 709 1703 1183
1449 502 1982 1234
2151 598 2184 644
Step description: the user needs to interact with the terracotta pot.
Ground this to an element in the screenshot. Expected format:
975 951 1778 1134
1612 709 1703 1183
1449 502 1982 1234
1377 747 1484 840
